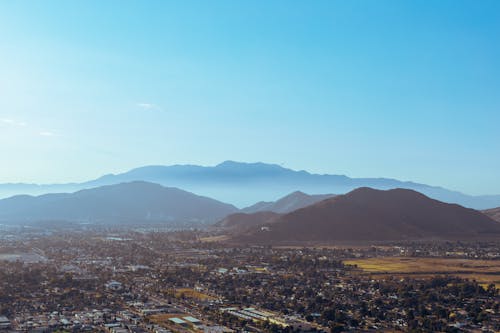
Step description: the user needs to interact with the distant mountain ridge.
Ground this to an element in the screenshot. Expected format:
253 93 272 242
234 188 500 244
0 181 238 225
0 161 499 209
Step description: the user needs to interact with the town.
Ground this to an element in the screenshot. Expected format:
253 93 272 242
0 229 499 333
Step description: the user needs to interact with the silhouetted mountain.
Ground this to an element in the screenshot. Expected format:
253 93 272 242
1 161 499 209
236 188 500 243
0 181 238 225
483 207 500 222
242 191 335 214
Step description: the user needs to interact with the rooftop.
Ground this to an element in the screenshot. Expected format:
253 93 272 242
183 316 201 323
169 318 187 324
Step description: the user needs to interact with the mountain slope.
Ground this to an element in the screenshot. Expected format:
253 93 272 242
216 211 281 232
483 207 500 222
1 161 499 209
0 181 238 224
237 188 500 243
242 191 335 214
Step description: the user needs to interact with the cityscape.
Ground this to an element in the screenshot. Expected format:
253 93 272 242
1 1 500 332
1 228 499 332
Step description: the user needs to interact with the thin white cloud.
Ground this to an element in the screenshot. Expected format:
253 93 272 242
1 117 58 138
137 103 154 109
136 102 163 112
0 118 14 124
39 131 56 137
1 118 27 127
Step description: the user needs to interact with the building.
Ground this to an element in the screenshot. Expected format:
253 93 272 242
0 316 11 330
183 316 202 326
105 280 123 291
169 318 188 327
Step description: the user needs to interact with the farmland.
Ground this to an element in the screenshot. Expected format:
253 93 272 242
344 257 500 287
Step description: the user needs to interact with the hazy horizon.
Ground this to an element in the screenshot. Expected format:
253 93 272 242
1 1 499 196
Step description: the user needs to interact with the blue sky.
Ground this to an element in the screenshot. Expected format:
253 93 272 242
0 0 499 195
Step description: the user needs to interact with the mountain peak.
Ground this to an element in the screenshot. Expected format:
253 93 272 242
287 190 308 196
344 187 428 199
216 161 284 170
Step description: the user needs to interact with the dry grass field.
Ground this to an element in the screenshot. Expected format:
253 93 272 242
344 257 500 287
199 235 230 242
174 288 216 301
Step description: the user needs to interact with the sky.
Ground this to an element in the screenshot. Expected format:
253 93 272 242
0 0 499 195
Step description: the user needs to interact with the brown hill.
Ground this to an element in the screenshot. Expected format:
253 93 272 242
483 207 500 222
237 188 500 243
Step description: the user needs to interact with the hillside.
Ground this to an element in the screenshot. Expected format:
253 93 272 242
236 188 500 243
242 191 335 214
0 181 238 225
216 211 281 232
483 207 500 222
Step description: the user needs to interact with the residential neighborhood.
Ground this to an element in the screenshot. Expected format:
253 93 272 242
1 230 499 332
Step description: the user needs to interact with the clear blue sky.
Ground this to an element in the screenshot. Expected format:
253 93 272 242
0 0 499 195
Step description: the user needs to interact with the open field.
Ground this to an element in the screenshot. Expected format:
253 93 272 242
199 235 230 242
344 257 500 287
174 288 216 301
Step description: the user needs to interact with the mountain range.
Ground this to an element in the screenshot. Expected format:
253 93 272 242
216 191 336 233
1 161 500 209
0 185 338 227
1 179 498 244
0 181 237 225
232 188 500 244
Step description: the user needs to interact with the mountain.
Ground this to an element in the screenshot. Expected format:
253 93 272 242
483 207 500 222
214 190 335 233
235 188 500 243
242 191 336 214
0 181 238 225
1 161 500 209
